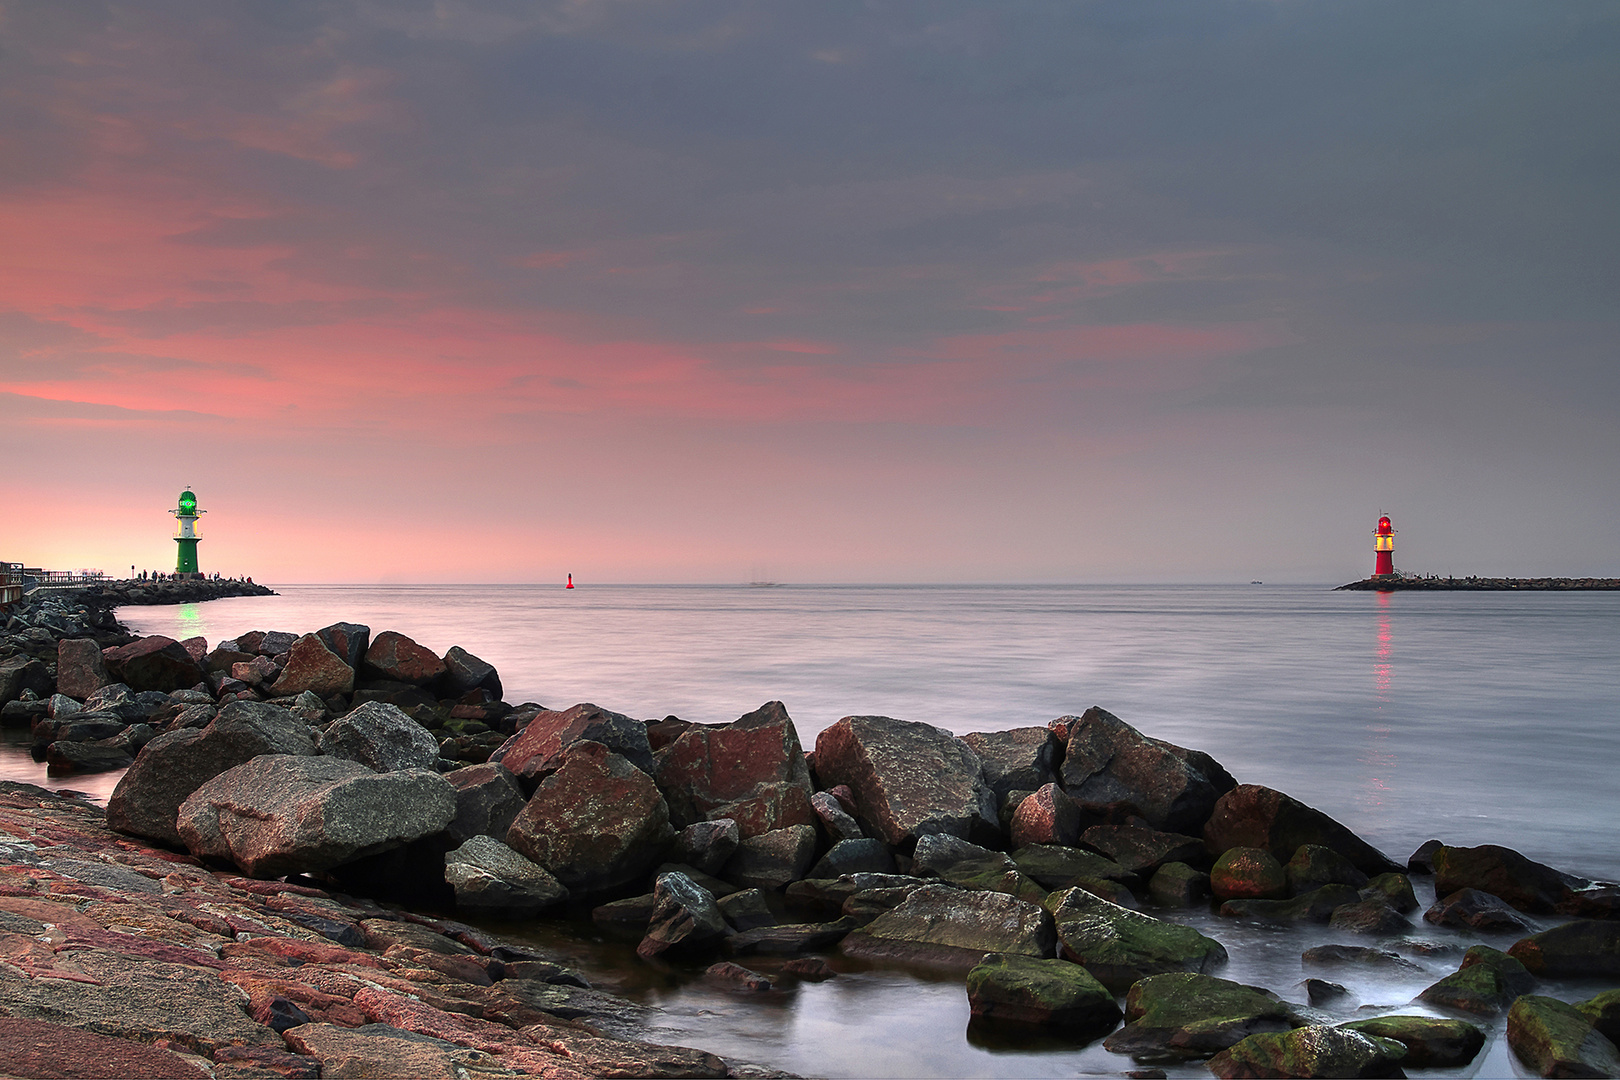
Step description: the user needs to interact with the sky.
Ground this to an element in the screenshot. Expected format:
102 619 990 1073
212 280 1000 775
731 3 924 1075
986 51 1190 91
2 1 1616 584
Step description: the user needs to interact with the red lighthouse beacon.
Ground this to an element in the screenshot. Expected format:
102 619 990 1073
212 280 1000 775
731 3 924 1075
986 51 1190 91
1373 515 1395 577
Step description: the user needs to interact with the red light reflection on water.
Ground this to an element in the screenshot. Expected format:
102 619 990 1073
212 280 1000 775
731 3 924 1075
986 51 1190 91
1361 591 1395 812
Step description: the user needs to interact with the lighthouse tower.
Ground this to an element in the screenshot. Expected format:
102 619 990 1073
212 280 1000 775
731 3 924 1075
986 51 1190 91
1373 514 1395 577
172 489 204 579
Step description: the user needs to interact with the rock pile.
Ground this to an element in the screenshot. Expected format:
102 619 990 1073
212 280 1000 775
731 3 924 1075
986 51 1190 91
8 611 1620 1078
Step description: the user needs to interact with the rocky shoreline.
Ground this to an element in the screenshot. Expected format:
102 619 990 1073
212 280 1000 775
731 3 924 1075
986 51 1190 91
1337 575 1620 591
0 589 1617 1077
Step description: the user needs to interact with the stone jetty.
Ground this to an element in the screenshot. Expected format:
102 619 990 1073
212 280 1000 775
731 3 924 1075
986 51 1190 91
1338 576 1620 591
1 596 1618 1077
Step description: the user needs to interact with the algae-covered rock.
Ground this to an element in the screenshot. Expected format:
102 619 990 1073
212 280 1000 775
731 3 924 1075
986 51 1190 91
1081 822 1207 875
1011 844 1133 890
1509 919 1620 979
1285 844 1369 895
842 883 1056 969
1507 995 1620 1078
1425 887 1532 932
1219 884 1359 923
1148 862 1211 908
1360 872 1418 914
1417 944 1536 1017
1207 1025 1408 1078
1103 971 1300 1060
1328 896 1410 934
1211 846 1288 902
1576 988 1620 1045
1432 843 1580 914
1340 1014 1484 1068
964 952 1121 1035
1046 885 1227 992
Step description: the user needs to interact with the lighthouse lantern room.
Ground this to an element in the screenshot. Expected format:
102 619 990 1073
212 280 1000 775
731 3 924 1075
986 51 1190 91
1373 514 1395 577
173 489 205 579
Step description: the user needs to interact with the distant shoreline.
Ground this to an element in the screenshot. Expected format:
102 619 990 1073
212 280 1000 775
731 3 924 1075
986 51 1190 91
1337 576 1620 591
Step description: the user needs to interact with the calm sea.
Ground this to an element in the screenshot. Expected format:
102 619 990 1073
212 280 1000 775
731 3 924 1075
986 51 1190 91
15 583 1617 1078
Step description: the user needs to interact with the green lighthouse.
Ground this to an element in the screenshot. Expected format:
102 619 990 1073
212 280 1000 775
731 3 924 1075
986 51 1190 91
172 489 204 577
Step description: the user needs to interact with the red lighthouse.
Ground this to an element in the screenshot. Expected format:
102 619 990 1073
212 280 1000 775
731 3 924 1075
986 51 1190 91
1373 515 1395 576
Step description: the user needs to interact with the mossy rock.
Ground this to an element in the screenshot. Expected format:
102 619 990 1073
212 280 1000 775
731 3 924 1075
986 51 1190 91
1011 844 1132 889
1148 861 1211 908
1211 846 1288 901
1510 919 1620 979
1359 871 1417 913
1286 844 1369 895
1341 1014 1485 1068
964 952 1121 1036
1103 971 1300 1060
1208 1025 1408 1078
1219 883 1359 923
1507 994 1620 1078
1417 945 1536 1017
1046 886 1227 993
1576 988 1620 1045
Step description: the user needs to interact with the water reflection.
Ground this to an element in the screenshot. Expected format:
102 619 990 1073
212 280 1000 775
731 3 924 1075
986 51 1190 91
1359 591 1395 815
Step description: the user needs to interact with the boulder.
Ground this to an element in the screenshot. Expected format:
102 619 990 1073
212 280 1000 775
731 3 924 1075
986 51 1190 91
0 1017 212 1080
55 638 110 700
810 790 863 842
637 871 731 960
441 645 502 699
1103 972 1302 1060
102 636 206 694
231 656 279 689
258 630 297 656
1507 995 1620 1079
959 726 1059 804
1211 846 1288 901
1204 784 1403 877
720 824 819 889
812 715 998 851
1010 844 1133 891
1577 989 1620 1045
1046 886 1228 992
46 737 134 773
810 838 896 879
361 630 446 686
501 702 657 786
1328 897 1410 934
0 657 47 707
1207 1025 1408 1079
842 884 1055 969
176 754 456 877
106 699 319 846
1080 822 1206 875
443 762 527 845
1218 884 1361 924
268 634 354 697
912 834 1039 899
1425 887 1533 932
704 961 773 990
654 701 816 838
1301 944 1422 972
1509 919 1620 979
1149 862 1213 908
674 818 741 876
506 741 674 894
726 919 856 956
1432 844 1581 914
319 700 439 773
717 888 780 933
1009 782 1080 848
965 953 1121 1035
1417 945 1536 1017
443 835 568 916
1360 872 1418 913
1286 844 1370 895
1056 707 1235 833
316 622 370 671
1340 1015 1485 1069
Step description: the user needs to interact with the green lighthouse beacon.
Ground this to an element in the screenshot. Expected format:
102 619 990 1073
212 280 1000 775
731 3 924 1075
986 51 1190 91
172 488 204 578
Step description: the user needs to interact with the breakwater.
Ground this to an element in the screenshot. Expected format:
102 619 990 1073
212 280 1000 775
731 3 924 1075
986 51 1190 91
2 597 1619 1076
1338 576 1620 591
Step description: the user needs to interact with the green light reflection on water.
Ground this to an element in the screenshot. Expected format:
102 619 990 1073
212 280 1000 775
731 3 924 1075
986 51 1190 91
173 603 207 642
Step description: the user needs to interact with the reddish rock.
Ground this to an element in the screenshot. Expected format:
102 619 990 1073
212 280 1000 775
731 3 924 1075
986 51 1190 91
0 1016 211 1079
960 726 1060 804
210 1046 320 1079
1204 784 1404 877
1010 782 1081 848
269 634 354 698
281 1023 459 1079
56 639 111 701
812 715 998 851
230 656 279 689
1432 844 1581 915
654 701 816 838
1211 847 1289 902
362 630 447 686
1057 708 1235 834
704 961 774 990
102 636 205 694
179 636 208 664
1082 823 1207 875
506 741 675 894
501 702 657 785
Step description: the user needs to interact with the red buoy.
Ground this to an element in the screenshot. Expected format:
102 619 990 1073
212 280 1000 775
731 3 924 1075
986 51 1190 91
566 573 574 589
1373 515 1395 576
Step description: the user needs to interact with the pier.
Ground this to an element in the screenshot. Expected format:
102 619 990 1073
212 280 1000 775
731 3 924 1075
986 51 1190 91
1337 575 1620 591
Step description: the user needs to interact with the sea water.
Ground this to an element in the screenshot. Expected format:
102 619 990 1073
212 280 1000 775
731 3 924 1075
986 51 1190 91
16 583 1620 1077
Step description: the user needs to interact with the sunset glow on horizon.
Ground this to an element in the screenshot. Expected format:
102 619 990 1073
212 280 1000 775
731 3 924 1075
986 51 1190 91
4 3 1616 584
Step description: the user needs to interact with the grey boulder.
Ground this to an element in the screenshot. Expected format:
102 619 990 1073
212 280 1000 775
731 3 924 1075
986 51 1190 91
319 700 439 772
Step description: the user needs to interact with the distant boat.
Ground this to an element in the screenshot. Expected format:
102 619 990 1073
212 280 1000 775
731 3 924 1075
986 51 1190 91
1250 580 1263 585
566 574 574 589
747 581 780 588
